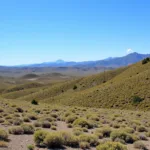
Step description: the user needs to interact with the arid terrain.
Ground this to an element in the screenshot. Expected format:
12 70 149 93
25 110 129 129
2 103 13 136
0 58 150 150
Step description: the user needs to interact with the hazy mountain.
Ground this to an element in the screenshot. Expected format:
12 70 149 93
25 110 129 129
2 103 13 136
16 52 150 68
76 52 150 68
1 52 150 68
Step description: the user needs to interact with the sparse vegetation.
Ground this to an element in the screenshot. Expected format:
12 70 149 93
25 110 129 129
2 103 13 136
96 141 127 150
0 141 8 148
73 85 77 90
111 130 136 144
132 96 143 104
21 124 35 134
31 99 38 105
34 130 48 147
42 121 51 128
9 126 24 135
79 134 98 146
0 129 8 141
142 57 150 64
73 118 93 129
0 60 150 149
79 141 90 149
134 141 148 150
44 132 63 148
27 145 35 150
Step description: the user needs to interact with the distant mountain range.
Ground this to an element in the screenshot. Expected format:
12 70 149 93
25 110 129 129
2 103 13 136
15 52 150 68
0 52 149 77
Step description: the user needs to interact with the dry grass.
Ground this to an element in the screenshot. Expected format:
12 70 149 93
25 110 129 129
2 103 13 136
1 61 149 110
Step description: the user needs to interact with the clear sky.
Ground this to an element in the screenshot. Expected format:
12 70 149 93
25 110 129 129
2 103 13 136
0 0 150 65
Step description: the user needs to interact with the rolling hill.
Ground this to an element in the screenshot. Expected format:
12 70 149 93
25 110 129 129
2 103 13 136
1 58 150 110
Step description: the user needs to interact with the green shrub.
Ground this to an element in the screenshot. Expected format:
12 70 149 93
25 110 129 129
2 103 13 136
67 123 73 128
96 141 127 150
134 141 148 150
137 126 147 132
5 116 12 120
82 127 88 132
51 126 57 130
142 57 150 64
139 134 147 141
13 113 20 117
0 129 8 141
44 117 53 122
1 121 11 126
87 114 100 121
21 124 35 134
94 131 103 139
34 121 42 127
79 134 98 146
28 114 38 120
146 57 150 61
64 112 71 117
35 110 40 114
0 119 5 123
73 85 77 90
0 109 4 113
9 126 24 135
13 118 23 125
110 130 135 144
146 132 150 137
50 113 58 119
66 115 77 123
31 99 38 105
99 128 112 137
51 121 57 126
23 117 30 122
124 127 135 134
73 118 93 129
27 145 35 150
16 107 24 113
132 96 143 104
42 121 51 128
44 132 63 148
60 131 79 147
113 123 120 129
79 141 90 149
73 127 84 136
34 130 48 147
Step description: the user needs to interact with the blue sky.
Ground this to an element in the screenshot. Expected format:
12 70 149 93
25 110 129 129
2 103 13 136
0 0 150 65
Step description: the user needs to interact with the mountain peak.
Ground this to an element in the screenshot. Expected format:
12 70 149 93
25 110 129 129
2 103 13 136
55 59 65 63
127 52 138 55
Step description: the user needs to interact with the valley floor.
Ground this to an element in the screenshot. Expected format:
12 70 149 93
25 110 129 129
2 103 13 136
0 98 150 150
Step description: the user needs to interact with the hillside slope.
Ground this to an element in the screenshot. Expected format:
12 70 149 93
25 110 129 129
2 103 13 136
9 67 127 101
1 60 150 110
2 66 127 99
51 61 150 110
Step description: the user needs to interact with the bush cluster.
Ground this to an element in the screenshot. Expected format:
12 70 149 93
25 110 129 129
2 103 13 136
0 129 8 141
132 96 143 104
96 141 127 150
31 99 38 105
34 130 99 148
142 57 150 64
110 130 136 144
134 141 148 150
9 124 35 135
73 118 93 129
